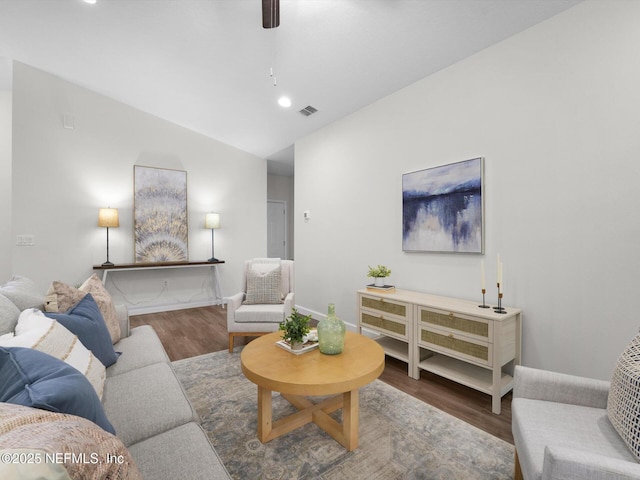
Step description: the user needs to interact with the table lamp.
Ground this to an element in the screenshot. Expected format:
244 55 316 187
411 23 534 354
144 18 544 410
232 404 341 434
98 208 119 266
205 213 220 262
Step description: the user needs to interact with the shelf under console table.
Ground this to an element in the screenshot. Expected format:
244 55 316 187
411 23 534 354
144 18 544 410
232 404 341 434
356 288 521 415
93 260 225 306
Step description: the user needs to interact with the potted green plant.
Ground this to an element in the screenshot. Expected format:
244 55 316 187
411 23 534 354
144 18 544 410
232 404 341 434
367 265 391 287
279 308 312 350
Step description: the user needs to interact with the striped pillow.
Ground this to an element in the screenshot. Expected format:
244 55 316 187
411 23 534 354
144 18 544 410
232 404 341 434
0 309 106 399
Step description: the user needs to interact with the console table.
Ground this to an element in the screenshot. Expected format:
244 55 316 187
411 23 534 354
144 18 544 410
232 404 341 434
93 261 225 305
357 288 521 414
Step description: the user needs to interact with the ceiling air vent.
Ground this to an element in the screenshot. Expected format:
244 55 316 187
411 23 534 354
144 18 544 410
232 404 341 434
299 105 318 117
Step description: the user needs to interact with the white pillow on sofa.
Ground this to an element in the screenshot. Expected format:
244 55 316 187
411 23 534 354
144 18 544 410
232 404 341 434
0 309 106 399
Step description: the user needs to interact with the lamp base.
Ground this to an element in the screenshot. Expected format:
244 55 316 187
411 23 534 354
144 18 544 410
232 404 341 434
102 261 115 267
207 257 219 263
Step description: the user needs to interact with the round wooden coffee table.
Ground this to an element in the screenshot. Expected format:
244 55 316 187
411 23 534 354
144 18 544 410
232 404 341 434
241 331 385 451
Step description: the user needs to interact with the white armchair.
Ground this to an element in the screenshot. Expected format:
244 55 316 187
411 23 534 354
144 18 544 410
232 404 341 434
227 259 294 352
512 364 640 480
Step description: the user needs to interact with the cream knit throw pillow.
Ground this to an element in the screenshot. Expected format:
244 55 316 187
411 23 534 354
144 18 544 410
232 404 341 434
608 333 640 460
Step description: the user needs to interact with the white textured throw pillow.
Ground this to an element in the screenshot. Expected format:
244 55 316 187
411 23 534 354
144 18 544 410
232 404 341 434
0 309 106 399
608 333 640 460
243 260 283 305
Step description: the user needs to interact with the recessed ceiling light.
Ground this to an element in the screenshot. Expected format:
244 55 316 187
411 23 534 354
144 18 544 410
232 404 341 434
84 0 97 4
278 96 292 108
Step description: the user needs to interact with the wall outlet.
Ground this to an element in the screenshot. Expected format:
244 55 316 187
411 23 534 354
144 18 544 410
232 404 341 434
16 235 35 246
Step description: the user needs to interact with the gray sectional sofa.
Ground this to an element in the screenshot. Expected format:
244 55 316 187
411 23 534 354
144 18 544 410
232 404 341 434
512 364 640 480
0 277 231 480
103 305 231 479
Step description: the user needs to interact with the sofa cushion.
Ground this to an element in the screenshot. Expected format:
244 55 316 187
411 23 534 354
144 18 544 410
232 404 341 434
45 294 119 368
0 346 114 434
44 275 120 344
243 262 283 305
608 333 640 460
107 325 168 377
128 422 231 480
234 303 286 324
0 276 44 310
512 397 636 480
0 403 141 480
0 308 106 399
102 362 197 446
0 293 20 336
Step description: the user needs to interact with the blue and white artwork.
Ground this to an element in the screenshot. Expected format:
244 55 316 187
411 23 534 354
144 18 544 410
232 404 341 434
402 157 484 253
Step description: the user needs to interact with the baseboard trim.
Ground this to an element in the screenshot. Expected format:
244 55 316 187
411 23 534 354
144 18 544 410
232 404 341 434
294 304 357 332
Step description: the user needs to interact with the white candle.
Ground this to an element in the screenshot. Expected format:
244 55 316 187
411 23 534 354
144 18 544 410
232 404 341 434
497 254 502 285
500 262 505 294
481 260 486 290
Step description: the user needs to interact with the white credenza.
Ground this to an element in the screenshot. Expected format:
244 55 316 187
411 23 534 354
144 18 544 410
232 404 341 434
357 288 521 414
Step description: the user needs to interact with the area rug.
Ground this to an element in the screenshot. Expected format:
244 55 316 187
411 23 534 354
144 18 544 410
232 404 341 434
173 350 514 480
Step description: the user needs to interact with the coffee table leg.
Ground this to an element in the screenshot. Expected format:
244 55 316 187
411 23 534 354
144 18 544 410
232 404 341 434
257 386 272 442
342 389 359 451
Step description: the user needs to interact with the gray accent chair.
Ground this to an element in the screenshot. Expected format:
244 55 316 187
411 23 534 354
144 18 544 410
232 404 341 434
226 259 294 352
512 365 640 480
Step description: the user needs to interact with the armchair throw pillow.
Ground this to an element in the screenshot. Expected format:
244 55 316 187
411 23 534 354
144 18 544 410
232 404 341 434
243 262 283 305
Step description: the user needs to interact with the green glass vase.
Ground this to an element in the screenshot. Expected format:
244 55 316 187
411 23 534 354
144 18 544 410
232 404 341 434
317 303 346 355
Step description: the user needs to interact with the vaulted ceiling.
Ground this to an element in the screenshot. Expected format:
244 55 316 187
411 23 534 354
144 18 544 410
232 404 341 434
0 0 581 175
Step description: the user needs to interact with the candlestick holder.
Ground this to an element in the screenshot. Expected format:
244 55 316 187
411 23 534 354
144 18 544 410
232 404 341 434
478 288 490 308
494 292 507 314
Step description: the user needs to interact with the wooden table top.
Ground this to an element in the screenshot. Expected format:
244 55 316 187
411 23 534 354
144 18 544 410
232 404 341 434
241 331 385 396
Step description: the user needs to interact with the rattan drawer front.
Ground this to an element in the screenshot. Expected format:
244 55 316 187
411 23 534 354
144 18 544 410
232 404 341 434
420 327 491 366
420 308 490 340
361 312 407 339
361 296 407 318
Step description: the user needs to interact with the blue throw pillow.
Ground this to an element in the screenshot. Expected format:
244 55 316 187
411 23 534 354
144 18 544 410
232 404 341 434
45 294 119 367
0 346 115 434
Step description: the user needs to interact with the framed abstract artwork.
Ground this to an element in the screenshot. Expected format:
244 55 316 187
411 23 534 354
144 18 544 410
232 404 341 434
402 157 484 253
134 165 188 263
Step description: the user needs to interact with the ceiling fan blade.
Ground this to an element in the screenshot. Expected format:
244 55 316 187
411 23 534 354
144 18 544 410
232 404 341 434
262 0 280 29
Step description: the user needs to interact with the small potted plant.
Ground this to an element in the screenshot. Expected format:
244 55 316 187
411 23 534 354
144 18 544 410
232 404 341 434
279 308 312 350
367 265 391 287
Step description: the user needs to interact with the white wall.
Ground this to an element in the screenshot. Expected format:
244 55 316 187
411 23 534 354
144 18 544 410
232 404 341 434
267 173 294 259
295 1 640 380
0 89 11 281
11 62 267 311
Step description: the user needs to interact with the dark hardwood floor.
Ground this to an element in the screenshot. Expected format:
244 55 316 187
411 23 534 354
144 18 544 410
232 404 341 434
130 305 514 444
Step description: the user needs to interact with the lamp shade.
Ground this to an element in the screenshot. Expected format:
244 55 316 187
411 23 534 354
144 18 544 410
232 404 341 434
205 213 220 229
98 208 119 228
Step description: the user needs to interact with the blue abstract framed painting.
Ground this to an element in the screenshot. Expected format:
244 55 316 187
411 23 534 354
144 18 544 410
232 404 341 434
402 157 484 253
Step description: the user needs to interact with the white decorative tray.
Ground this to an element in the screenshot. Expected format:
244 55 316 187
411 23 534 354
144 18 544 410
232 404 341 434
276 339 319 355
